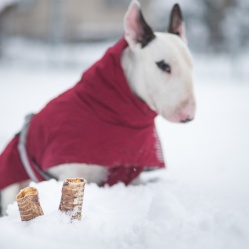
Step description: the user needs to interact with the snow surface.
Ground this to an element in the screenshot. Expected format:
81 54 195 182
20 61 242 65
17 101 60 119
0 41 249 249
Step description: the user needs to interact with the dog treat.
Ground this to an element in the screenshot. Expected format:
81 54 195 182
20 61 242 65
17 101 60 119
16 187 44 221
59 178 86 220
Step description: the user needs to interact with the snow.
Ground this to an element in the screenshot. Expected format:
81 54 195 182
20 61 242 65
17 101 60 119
0 41 249 249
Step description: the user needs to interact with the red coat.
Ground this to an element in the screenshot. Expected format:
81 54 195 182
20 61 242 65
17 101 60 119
0 38 165 190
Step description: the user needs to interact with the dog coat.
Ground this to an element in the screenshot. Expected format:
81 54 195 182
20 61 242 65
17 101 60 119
0 38 165 190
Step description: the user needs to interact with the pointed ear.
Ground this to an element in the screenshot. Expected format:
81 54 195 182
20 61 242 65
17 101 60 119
124 0 155 49
168 4 187 43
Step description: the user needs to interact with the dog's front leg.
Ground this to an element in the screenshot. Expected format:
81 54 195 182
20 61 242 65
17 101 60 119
47 163 107 185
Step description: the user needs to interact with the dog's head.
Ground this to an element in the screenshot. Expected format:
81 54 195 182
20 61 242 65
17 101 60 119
122 0 196 123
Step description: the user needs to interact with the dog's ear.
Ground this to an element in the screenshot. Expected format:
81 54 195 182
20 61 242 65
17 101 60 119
124 0 155 49
168 4 187 43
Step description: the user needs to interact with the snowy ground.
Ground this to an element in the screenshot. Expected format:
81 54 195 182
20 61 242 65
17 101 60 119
0 40 249 249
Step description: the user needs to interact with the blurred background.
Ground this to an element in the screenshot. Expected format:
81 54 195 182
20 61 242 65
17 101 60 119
0 0 248 68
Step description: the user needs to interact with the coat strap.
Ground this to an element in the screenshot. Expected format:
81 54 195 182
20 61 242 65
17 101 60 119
0 191 2 217
17 114 57 183
17 114 39 182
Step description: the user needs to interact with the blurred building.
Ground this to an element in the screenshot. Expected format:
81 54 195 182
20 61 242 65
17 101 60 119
0 0 248 53
0 0 151 43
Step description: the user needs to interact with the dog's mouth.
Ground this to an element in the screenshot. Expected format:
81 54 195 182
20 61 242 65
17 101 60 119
161 111 180 123
147 97 176 122
147 94 196 123
161 108 195 123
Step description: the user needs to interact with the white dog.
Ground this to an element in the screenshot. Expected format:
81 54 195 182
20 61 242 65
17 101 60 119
0 0 195 215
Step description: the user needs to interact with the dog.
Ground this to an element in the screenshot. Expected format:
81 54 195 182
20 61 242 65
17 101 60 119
0 0 196 215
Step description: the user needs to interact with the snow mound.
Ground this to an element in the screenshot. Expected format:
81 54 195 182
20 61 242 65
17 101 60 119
1 172 248 249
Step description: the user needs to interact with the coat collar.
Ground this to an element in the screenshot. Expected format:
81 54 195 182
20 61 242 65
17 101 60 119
75 38 157 128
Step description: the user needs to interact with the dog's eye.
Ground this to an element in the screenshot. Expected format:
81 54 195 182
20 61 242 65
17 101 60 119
156 60 171 73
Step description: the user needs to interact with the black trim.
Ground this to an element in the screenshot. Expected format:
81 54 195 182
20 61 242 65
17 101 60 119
33 161 58 181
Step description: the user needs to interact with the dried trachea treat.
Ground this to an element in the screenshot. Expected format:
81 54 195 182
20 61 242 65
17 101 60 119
59 178 86 220
16 187 44 221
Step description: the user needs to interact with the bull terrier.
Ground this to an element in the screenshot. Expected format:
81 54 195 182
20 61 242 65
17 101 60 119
0 0 195 215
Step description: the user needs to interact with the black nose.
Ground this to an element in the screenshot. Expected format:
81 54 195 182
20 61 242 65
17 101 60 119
180 118 193 123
